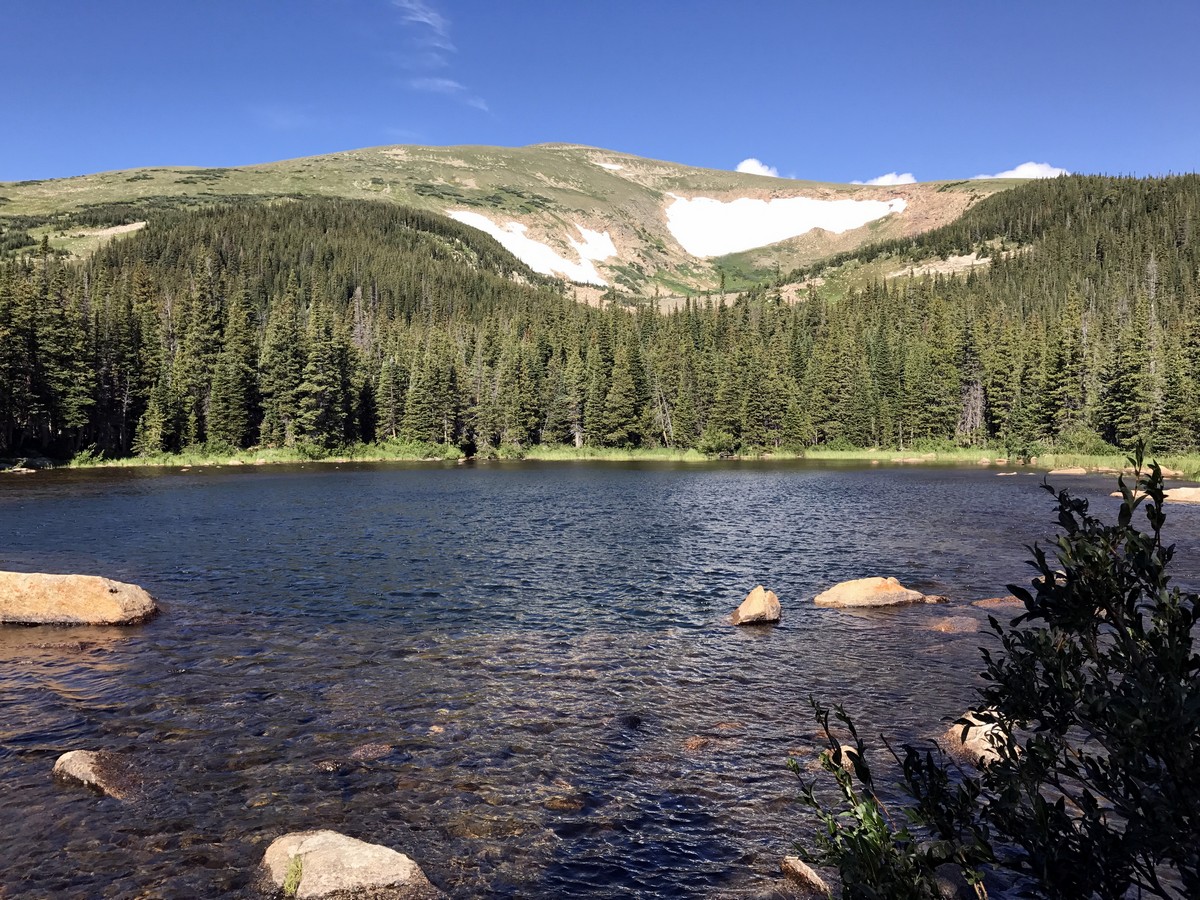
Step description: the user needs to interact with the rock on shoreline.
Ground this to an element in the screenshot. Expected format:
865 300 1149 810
0 571 158 625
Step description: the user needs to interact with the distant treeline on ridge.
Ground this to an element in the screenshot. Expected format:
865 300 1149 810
1 174 1198 460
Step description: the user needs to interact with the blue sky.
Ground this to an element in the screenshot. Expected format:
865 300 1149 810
3 1 1197 183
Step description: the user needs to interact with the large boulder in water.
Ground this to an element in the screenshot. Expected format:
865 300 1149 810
0 571 157 625
731 585 781 625
813 576 927 608
53 750 139 799
261 830 442 898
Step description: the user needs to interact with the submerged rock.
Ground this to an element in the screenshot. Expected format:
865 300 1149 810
813 577 928 608
261 830 441 899
0 571 158 626
53 750 139 799
349 742 393 762
781 856 834 897
972 595 1023 610
731 585 781 625
927 616 980 634
943 711 1010 767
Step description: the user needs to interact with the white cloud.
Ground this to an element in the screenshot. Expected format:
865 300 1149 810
736 158 780 178
852 171 917 186
973 161 1070 180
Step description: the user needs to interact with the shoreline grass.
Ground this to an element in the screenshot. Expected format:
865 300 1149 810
65 441 463 469
28 443 1200 480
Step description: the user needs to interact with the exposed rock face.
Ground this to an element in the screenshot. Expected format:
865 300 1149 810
0 571 158 625
53 750 139 799
781 855 834 897
943 712 1009 767
1048 466 1088 475
813 577 927 608
261 830 441 899
731 585 781 625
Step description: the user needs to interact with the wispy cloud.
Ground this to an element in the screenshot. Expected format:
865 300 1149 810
852 171 917 186
973 161 1069 180
392 0 487 112
393 0 450 41
736 158 779 178
409 76 466 94
408 76 488 112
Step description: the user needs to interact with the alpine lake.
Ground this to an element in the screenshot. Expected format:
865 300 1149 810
2 460 1198 898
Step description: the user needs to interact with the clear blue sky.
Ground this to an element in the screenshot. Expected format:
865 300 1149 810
3 1 1197 183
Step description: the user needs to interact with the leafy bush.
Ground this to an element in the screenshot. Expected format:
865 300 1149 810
1055 424 1121 456
795 449 1199 899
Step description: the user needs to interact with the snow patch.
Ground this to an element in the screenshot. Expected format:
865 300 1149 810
448 211 616 285
664 194 907 257
572 225 617 262
595 162 624 171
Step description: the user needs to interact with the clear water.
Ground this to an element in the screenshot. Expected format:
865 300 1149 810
1 461 1196 898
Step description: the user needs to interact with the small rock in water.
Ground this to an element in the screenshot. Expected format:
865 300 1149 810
261 830 442 898
731 585 781 625
780 855 834 897
813 576 926 608
53 750 139 799
1048 466 1088 475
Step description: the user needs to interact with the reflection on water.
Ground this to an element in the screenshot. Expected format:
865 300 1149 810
1 461 1196 897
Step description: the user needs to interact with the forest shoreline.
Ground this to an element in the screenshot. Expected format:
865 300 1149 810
6 444 1194 479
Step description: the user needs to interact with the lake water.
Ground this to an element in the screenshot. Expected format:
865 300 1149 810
1 461 1196 898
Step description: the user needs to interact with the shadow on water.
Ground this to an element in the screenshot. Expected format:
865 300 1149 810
0 461 1197 896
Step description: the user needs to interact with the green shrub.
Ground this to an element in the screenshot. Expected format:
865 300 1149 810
795 447 1200 899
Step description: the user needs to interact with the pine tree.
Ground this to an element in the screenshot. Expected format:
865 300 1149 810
259 276 306 447
208 286 259 449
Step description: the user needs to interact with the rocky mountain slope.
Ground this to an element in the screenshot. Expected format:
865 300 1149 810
1 143 1016 294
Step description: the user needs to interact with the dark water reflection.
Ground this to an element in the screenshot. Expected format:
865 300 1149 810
1 461 1197 898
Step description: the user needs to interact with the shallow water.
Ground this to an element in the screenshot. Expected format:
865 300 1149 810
1 461 1196 898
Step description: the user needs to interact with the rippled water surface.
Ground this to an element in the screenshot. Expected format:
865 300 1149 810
2 461 1197 898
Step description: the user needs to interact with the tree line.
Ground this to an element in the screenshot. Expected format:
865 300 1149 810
0 175 1198 461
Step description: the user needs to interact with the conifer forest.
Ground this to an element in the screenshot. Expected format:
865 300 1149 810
2 174 1199 461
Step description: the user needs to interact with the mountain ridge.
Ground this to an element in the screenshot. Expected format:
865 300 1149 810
0 142 1018 294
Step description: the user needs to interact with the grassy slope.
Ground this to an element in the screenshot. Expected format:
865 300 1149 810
0 143 1016 294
